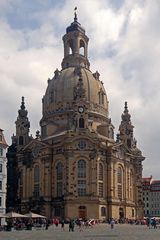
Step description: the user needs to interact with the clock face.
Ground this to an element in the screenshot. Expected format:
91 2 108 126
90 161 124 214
78 106 84 113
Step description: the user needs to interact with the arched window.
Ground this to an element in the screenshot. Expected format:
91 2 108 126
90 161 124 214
80 39 85 56
56 162 63 197
78 160 86 178
98 90 105 105
99 163 103 180
130 169 133 201
98 163 104 197
101 207 106 216
117 166 123 199
77 160 87 196
68 39 73 55
34 165 40 197
119 207 124 219
79 118 84 128
56 162 63 180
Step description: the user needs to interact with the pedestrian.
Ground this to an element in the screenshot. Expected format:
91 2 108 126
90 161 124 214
110 219 115 229
69 219 74 232
79 220 84 231
61 219 65 231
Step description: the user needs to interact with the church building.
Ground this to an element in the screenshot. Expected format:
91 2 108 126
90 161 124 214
7 12 145 221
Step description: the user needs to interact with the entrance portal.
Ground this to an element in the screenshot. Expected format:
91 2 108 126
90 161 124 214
78 206 86 219
119 207 124 219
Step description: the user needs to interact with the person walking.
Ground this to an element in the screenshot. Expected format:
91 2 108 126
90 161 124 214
110 219 115 229
61 219 65 231
69 219 74 232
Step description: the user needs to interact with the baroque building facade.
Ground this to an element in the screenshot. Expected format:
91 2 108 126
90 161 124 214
0 129 7 225
142 176 160 218
7 14 145 221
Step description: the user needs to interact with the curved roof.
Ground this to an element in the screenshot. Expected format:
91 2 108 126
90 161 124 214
43 67 108 117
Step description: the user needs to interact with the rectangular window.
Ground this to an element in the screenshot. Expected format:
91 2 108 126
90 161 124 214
57 182 63 197
0 135 2 141
0 164 2 173
34 184 39 197
78 180 86 196
0 181 2 190
0 197 1 206
118 185 122 199
101 207 106 216
0 148 3 156
99 182 103 197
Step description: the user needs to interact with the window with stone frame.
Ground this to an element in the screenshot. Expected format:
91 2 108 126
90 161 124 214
34 165 40 197
77 159 87 196
56 162 63 197
117 166 123 199
78 180 86 196
98 182 103 197
79 118 84 128
130 169 133 201
78 160 86 178
101 207 106 216
98 90 105 105
98 163 104 197
99 163 103 180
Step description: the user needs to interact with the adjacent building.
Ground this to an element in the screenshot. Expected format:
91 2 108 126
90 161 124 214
0 129 8 225
142 176 160 218
7 13 145 221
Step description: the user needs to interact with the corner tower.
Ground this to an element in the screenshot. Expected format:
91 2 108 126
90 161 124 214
119 102 135 148
15 97 31 148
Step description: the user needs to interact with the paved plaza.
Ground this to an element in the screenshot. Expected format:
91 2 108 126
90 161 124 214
1 223 160 240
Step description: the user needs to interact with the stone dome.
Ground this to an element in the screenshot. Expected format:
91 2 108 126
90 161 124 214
43 67 108 118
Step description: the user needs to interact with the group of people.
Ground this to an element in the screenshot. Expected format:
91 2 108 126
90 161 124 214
52 218 96 232
146 218 158 229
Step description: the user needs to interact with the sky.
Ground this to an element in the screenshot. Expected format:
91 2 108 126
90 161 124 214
0 0 160 179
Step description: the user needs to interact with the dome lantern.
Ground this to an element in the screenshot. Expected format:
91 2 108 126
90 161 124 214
61 8 90 69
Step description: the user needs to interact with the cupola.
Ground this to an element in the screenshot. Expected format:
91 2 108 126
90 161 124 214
61 9 90 69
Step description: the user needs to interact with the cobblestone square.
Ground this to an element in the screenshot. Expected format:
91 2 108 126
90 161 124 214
1 224 160 240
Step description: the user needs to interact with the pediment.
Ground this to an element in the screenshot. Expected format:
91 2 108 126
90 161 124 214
20 139 50 158
112 142 132 159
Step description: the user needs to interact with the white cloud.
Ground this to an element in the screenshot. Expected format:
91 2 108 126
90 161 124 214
0 0 160 179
